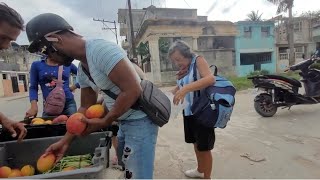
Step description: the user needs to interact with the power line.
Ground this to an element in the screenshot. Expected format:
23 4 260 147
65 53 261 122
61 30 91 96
183 0 191 8
93 18 119 44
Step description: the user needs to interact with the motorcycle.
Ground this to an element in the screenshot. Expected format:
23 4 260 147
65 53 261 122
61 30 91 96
248 56 320 117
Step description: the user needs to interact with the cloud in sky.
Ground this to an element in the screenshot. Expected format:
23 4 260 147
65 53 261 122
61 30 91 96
3 0 320 46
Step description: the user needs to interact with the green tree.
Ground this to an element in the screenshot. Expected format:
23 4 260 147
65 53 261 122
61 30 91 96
246 11 263 21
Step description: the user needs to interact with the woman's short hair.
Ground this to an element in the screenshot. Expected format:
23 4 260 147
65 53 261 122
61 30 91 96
168 40 194 60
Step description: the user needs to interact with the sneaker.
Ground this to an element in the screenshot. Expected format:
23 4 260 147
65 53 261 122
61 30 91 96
184 169 204 178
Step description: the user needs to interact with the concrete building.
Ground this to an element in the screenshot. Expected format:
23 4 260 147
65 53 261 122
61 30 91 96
274 16 315 72
312 17 320 48
0 45 41 97
134 19 237 85
235 21 276 76
118 6 237 85
118 6 206 57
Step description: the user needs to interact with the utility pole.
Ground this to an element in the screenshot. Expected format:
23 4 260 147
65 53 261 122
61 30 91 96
93 18 119 45
128 0 137 58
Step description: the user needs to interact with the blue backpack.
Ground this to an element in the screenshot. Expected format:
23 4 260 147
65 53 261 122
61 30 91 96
191 63 236 129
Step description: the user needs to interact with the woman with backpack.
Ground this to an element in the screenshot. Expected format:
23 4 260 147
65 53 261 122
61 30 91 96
169 40 216 179
25 56 80 118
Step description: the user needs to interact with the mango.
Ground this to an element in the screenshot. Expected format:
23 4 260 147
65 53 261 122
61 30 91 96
31 118 45 124
32 120 45 125
21 165 35 176
45 120 53 125
66 113 86 135
62 166 76 171
0 166 12 178
37 153 56 173
8 169 22 177
85 104 105 119
52 115 68 124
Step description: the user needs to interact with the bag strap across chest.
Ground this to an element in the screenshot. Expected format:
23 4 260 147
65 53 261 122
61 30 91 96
81 64 140 109
56 65 63 87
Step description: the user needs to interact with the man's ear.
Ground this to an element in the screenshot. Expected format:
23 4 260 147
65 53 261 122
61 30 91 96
48 34 63 44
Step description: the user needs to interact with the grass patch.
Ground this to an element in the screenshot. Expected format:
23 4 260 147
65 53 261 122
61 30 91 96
228 72 301 91
228 76 253 91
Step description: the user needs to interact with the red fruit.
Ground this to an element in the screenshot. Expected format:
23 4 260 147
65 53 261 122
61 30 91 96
66 113 86 135
0 166 12 178
52 115 68 124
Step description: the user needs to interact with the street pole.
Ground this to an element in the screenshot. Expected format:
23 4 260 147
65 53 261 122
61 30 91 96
93 18 119 44
128 0 137 58
114 20 119 45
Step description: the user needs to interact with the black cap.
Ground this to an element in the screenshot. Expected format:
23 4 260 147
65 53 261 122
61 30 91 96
26 13 73 53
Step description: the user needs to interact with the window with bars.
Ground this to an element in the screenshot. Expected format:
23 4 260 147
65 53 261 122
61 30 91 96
294 21 302 32
261 26 271 37
244 26 252 38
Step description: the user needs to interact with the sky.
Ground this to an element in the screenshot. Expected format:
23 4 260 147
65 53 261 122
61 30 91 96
3 0 320 45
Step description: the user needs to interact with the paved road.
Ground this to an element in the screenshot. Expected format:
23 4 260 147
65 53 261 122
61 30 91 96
1 89 320 178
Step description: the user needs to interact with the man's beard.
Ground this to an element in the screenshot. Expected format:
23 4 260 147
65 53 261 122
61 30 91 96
57 51 74 66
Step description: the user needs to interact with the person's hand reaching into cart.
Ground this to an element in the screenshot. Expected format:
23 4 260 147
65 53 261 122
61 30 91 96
0 113 27 142
44 132 74 162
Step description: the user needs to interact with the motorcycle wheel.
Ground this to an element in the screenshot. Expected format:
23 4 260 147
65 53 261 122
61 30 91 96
254 94 277 117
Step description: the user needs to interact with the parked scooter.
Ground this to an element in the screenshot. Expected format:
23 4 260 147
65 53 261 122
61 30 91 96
248 56 320 117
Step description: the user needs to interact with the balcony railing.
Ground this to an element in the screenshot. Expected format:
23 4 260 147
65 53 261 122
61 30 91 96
279 52 304 60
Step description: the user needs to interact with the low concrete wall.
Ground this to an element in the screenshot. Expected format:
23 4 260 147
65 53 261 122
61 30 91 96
161 71 178 85
2 80 13 97
18 84 25 94
0 74 4 97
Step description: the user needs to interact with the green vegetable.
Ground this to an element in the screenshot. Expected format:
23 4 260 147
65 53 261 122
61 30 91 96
45 154 93 173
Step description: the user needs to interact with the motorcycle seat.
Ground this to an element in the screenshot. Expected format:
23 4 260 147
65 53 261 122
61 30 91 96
265 74 302 87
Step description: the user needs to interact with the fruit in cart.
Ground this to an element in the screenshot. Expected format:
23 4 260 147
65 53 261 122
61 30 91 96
21 165 35 176
45 120 53 125
8 169 22 177
31 118 45 124
0 166 12 178
66 113 86 135
32 120 45 125
37 153 56 173
85 104 105 118
52 115 68 124
62 166 76 171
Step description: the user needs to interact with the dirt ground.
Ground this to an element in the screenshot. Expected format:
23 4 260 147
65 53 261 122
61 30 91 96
104 89 320 179
1 89 320 179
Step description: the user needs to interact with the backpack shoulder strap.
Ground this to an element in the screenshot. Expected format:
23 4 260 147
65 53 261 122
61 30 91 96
81 64 140 110
192 55 201 97
57 66 63 86
81 64 118 100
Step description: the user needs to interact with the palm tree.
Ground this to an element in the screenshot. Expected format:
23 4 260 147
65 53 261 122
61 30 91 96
246 11 263 21
267 0 295 65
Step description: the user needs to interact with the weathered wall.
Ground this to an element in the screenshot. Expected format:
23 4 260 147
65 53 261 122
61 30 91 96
2 80 13 97
195 50 236 76
137 22 237 44
0 74 4 97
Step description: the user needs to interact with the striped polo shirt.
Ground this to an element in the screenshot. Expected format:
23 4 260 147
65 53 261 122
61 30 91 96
77 39 146 120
